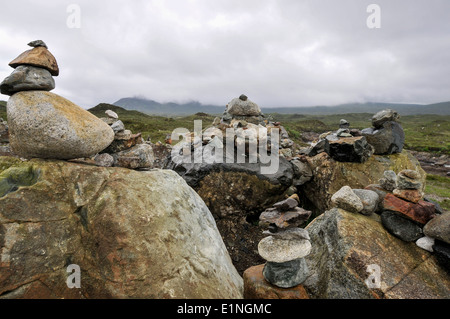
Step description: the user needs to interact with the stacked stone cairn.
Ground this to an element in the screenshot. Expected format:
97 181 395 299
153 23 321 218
95 109 154 169
0 40 115 160
362 109 405 155
170 94 306 174
332 169 449 273
305 117 373 163
257 196 312 288
304 109 405 163
212 94 297 159
0 40 154 170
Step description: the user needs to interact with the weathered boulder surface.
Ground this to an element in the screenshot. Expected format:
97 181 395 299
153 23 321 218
303 208 450 299
167 148 295 218
0 156 243 299
299 150 426 214
7 91 114 159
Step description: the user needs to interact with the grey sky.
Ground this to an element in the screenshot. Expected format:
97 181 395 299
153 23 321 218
1 0 449 108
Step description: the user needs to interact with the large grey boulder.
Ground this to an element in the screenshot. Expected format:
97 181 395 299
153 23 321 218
0 157 243 298
7 91 114 159
226 97 262 116
362 121 405 155
303 208 450 298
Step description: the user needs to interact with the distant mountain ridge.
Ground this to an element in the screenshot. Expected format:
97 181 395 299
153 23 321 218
113 97 450 116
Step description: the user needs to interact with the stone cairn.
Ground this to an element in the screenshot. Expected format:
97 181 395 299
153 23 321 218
0 40 154 170
304 109 405 163
95 109 154 169
331 168 449 273
244 195 312 294
362 109 405 155
207 94 297 159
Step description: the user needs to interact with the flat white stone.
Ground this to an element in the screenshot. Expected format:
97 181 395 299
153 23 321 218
105 109 119 119
258 236 311 263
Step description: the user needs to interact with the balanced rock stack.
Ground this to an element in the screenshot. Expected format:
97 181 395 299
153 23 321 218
362 109 405 155
379 169 436 242
1 41 114 159
256 196 312 288
306 118 373 163
217 94 296 158
95 110 154 169
221 94 265 125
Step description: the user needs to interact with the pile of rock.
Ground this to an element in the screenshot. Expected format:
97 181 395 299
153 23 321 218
362 109 405 155
257 196 312 288
0 40 57 95
305 118 373 163
303 108 405 162
331 168 449 272
94 109 154 169
221 94 266 125
213 94 296 159
1 41 115 160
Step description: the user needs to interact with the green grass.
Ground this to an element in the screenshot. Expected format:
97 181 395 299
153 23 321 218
425 174 450 211
88 103 217 143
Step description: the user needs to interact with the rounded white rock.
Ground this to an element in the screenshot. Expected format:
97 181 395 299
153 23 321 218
258 236 312 263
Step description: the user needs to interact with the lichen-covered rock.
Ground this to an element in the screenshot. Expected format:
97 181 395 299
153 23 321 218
303 208 450 299
0 157 243 299
299 150 426 214
7 91 114 159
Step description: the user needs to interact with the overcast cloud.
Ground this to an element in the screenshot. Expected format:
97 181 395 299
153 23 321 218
0 0 449 108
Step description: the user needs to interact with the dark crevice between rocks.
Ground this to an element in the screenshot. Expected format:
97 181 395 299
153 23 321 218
0 278 40 299
0 165 40 198
74 206 89 231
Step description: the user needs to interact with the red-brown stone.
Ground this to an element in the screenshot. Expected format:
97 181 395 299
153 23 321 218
383 193 436 224
393 189 423 203
9 47 59 76
243 264 309 299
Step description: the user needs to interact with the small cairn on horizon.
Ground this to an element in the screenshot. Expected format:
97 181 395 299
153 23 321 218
303 109 406 163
